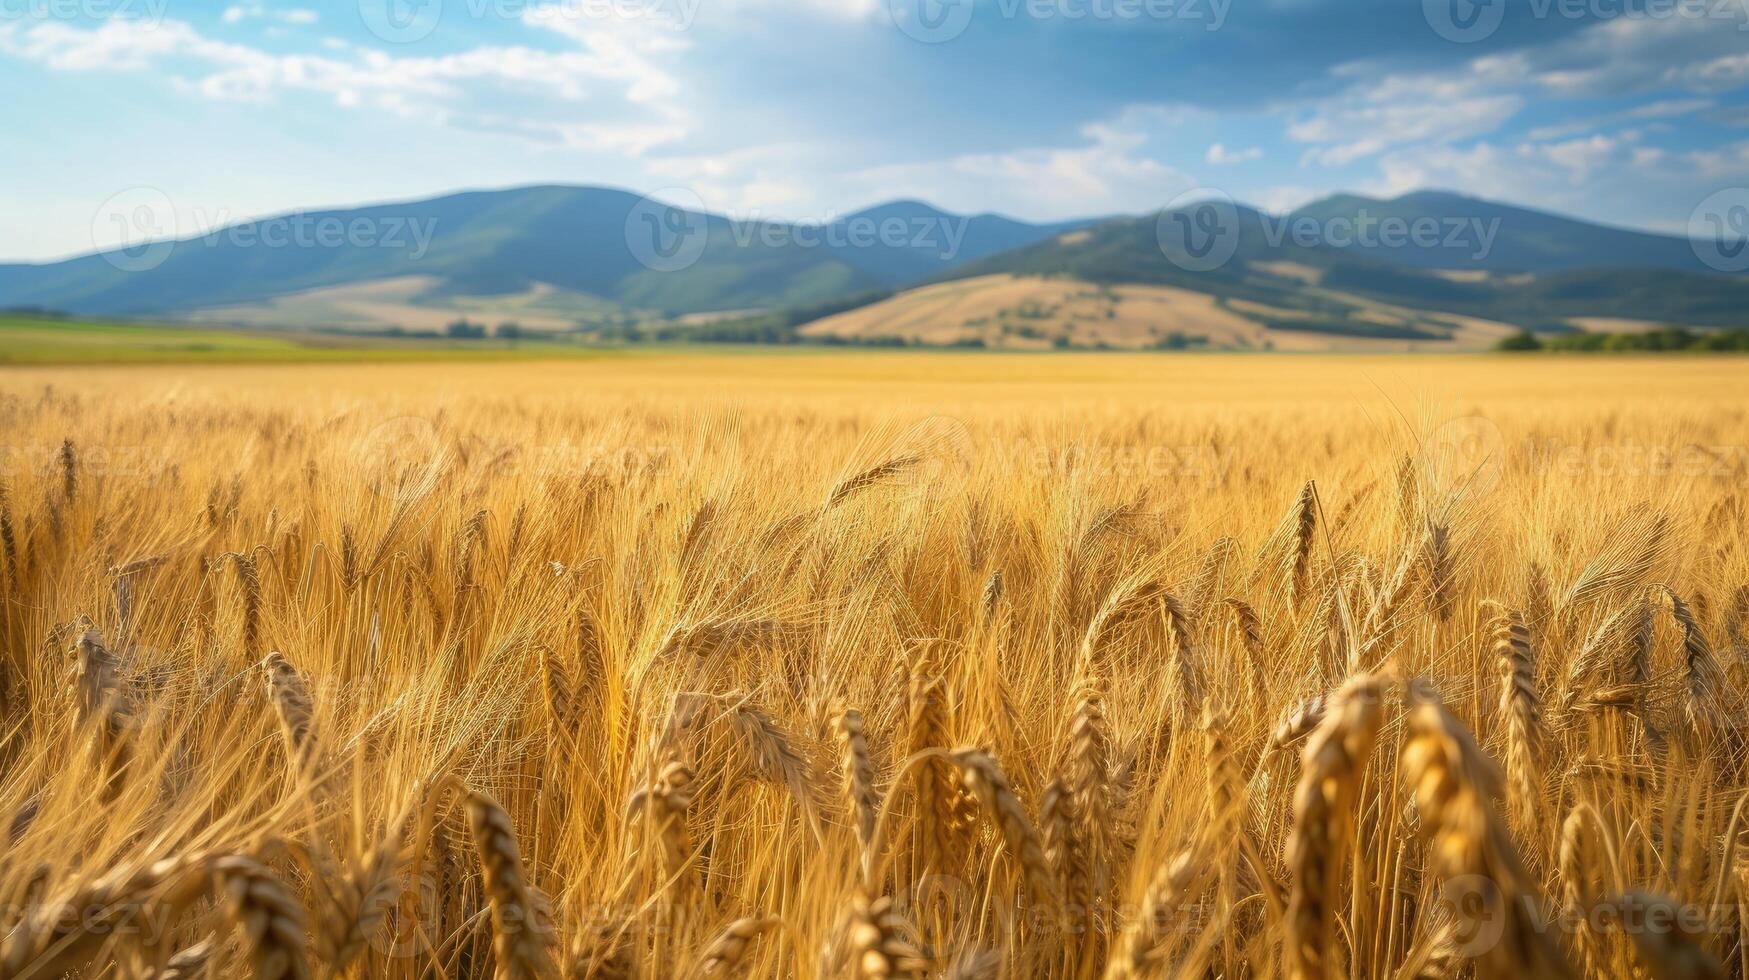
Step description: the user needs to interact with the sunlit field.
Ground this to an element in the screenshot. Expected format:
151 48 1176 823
1 352 1745 979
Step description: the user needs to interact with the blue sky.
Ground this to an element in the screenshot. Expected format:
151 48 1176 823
4 0 1748 259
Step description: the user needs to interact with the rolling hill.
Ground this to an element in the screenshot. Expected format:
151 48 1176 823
1283 190 1714 274
0 186 1089 326
3 186 1742 347
898 196 1749 346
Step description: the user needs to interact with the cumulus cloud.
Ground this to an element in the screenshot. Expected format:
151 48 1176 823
849 122 1194 219
0 13 691 154
1525 15 1749 97
222 4 319 26
1206 142 1263 164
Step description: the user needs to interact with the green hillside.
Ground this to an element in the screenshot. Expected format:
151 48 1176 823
0 187 1086 322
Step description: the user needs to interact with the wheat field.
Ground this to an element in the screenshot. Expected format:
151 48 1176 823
0 353 1745 979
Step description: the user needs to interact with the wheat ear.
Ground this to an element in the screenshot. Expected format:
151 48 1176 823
1284 673 1384 980
1400 683 1573 979
215 854 313 980
466 789 557 979
1486 603 1545 835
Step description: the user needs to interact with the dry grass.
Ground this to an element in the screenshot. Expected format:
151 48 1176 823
0 352 1745 978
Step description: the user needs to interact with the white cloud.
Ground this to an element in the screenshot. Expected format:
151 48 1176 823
1287 66 1523 167
1294 94 1523 167
2 19 249 71
0 14 691 154
1366 130 1749 230
635 118 1194 223
643 142 825 216
1535 134 1621 185
222 3 319 26
1251 185 1320 214
1285 12 1749 182
1206 142 1262 164
1688 140 1749 179
849 123 1193 219
1527 98 1711 140
1521 15 1749 97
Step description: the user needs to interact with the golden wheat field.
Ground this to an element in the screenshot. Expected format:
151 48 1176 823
1 352 1747 980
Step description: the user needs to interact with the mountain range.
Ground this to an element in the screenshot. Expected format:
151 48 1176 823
0 187 1084 326
2 184 1744 345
